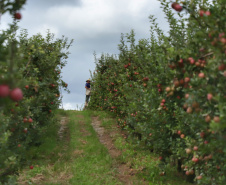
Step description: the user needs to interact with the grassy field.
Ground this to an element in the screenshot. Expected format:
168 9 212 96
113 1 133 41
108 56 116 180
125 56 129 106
17 110 193 185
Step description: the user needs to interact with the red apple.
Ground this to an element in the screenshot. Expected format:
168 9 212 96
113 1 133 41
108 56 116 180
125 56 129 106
199 10 205 17
213 116 220 123
184 77 190 83
14 12 22 20
193 146 198 151
205 11 211 16
28 118 33 123
205 115 211 122
171 2 183 12
198 72 205 78
29 165 34 169
207 93 213 100
218 64 226 71
200 132 205 138
23 117 28 123
10 88 23 101
186 107 193 113
192 157 199 163
0 84 10 97
188 57 195 64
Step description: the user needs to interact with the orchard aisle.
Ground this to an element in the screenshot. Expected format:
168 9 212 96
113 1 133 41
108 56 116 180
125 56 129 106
18 110 192 185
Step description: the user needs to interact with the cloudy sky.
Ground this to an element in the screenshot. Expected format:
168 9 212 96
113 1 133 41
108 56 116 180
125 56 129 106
1 0 169 110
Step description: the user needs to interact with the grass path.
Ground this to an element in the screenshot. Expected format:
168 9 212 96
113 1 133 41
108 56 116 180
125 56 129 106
17 110 192 185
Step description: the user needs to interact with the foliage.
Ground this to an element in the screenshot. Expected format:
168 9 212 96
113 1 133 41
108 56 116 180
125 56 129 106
89 0 226 184
0 1 72 183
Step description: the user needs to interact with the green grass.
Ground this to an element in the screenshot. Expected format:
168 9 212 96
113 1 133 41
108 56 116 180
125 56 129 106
92 110 193 185
17 110 193 185
17 110 122 185
68 110 122 185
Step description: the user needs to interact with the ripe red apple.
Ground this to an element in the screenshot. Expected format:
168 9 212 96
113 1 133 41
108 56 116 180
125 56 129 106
200 132 205 138
159 156 163 160
174 80 180 87
207 93 213 100
188 57 195 64
198 72 205 78
186 107 193 114
178 59 183 63
23 117 28 123
180 134 185 138
10 88 23 101
204 140 209 144
14 12 22 20
185 94 189 99
205 11 211 16
23 128 28 133
224 71 226 77
177 130 181 135
189 169 194 175
213 116 220 123
218 64 226 71
25 85 29 89
171 2 183 12
28 118 33 123
192 157 199 163
0 84 10 97
49 110 52 113
196 175 202 180
193 146 198 151
205 115 211 122
184 77 190 83
18 144 21 147
29 165 34 169
179 79 184 85
199 10 205 17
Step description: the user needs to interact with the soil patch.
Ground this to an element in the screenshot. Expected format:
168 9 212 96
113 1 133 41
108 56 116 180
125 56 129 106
91 116 143 185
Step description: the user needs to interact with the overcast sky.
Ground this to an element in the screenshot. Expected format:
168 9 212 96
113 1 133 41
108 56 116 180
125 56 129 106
1 0 169 110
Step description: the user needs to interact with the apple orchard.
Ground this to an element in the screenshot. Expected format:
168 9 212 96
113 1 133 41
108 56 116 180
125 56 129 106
89 0 226 184
0 0 226 185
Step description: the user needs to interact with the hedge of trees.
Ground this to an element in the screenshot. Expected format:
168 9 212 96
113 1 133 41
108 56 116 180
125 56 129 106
89 0 226 184
0 0 72 183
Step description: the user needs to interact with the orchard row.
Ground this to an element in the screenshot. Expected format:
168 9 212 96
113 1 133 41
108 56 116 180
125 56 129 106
0 1 72 183
89 1 225 184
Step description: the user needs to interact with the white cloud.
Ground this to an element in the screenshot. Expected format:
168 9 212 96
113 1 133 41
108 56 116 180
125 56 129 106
60 102 84 110
44 0 163 38
1 0 169 109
